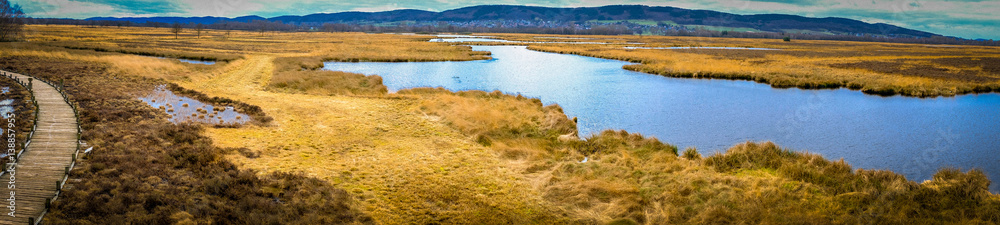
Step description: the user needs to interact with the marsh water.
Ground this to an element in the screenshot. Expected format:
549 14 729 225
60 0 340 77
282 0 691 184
177 59 216 65
624 46 779 50
143 55 217 65
139 85 250 125
430 35 636 44
323 45 1000 191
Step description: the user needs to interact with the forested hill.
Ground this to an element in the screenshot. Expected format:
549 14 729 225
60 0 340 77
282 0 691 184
87 5 938 38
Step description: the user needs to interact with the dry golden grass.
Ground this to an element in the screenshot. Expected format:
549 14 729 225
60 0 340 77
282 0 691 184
0 43 191 80
399 88 576 139
6 25 998 224
267 57 387 96
189 56 567 224
25 25 489 61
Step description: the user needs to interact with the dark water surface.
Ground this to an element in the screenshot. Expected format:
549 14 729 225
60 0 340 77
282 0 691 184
177 59 216 65
324 45 1000 191
142 55 217 65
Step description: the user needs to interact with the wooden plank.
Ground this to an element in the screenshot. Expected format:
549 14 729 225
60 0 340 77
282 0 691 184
0 70 80 225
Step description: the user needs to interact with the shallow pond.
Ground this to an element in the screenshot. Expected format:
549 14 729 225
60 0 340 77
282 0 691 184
142 55 217 65
177 59 216 65
430 35 635 44
324 45 1000 191
624 46 780 50
430 37 514 43
139 85 250 125
535 36 598 40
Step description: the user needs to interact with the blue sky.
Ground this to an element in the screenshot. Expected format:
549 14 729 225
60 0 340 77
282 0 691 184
11 0 1000 40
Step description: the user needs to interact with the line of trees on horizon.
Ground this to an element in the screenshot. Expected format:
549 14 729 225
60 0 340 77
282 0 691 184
0 0 25 42
14 16 1000 46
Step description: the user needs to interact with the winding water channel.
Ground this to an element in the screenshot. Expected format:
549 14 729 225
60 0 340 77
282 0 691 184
324 44 1000 191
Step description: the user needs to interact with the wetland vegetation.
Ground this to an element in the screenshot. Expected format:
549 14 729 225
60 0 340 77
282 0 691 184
0 25 997 224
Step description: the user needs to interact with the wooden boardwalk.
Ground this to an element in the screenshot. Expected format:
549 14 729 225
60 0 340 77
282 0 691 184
0 70 79 225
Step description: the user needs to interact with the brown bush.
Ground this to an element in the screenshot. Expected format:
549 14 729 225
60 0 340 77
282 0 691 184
830 60 998 82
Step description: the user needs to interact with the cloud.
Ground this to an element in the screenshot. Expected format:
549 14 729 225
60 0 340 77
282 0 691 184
12 0 114 18
15 0 56 15
745 0 822 6
71 0 185 14
623 0 1000 39
816 7 1000 39
179 0 265 17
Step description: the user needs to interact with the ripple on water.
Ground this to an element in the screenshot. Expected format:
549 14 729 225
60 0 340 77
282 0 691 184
138 85 250 125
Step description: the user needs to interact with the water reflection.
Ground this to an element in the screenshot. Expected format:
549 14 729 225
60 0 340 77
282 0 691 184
140 55 217 65
430 35 637 44
138 85 250 125
624 46 779 50
177 59 216 65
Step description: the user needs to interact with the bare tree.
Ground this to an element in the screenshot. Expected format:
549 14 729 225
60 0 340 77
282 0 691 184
195 23 204 38
0 0 25 42
171 23 182 39
251 20 267 35
223 23 231 39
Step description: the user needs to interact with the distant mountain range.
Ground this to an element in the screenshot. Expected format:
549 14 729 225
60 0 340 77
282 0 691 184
86 5 939 38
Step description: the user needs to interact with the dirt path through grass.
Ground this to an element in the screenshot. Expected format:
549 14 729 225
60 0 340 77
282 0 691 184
180 56 564 224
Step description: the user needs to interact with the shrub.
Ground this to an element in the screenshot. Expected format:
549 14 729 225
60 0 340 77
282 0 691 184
682 147 701 160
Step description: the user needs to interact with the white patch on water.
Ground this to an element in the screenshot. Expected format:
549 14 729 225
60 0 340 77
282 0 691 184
0 99 14 119
0 99 14 137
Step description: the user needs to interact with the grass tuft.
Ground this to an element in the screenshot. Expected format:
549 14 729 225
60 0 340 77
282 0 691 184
682 147 701 160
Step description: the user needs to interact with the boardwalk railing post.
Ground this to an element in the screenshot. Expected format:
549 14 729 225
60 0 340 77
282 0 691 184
2 71 82 225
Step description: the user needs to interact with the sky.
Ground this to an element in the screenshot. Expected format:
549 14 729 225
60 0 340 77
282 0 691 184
10 0 1000 40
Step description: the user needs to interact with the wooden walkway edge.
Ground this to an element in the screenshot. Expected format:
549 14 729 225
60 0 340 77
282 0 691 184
0 70 81 225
